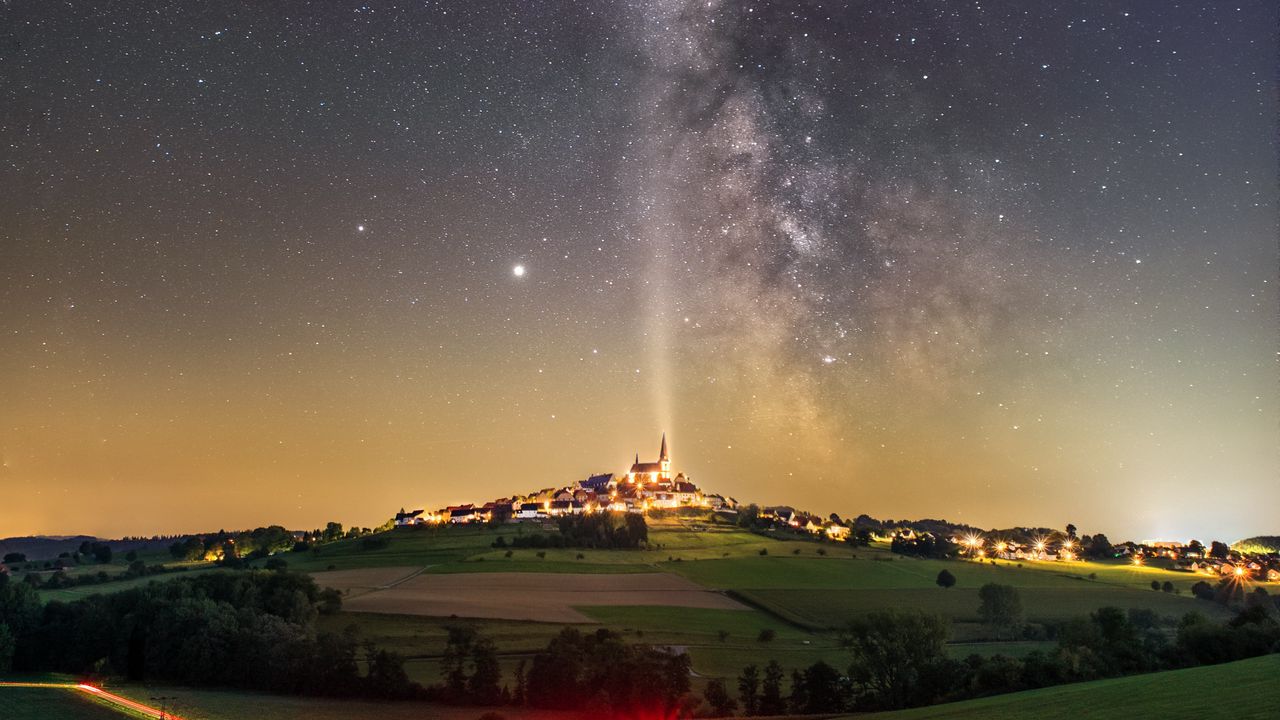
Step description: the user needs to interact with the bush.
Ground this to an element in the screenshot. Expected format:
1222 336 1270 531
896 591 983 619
936 569 956 589
759 548 768 556
1151 580 1161 591
757 629 776 643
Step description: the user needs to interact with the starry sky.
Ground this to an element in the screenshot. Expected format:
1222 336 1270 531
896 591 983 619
1 1 1275 542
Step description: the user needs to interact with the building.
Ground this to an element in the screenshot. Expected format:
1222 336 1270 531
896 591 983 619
394 509 425 527
628 434 672 484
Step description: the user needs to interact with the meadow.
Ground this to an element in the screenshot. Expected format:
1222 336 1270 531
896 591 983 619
851 653 1280 720
11 512 1276 719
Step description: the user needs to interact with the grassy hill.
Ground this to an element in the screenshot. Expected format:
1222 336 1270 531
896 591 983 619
854 653 1280 720
13 512 1276 718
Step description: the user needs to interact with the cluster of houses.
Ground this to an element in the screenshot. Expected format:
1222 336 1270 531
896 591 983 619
758 506 852 541
394 434 739 526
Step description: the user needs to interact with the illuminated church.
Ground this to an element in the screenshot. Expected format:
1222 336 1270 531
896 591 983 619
627 433 672 483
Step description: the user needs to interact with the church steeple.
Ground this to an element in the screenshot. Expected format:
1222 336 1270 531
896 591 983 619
659 433 669 462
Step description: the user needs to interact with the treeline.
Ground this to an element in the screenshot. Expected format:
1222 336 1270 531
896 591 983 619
0 570 417 699
429 626 690 716
493 512 648 550
167 521 388 563
721 595 1280 715
24 561 185 591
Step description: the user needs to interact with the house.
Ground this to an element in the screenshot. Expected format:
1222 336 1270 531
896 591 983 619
824 524 850 541
449 507 477 524
672 481 700 506
394 509 425 527
516 502 545 520
548 500 584 517
579 473 614 491
1267 568 1280 582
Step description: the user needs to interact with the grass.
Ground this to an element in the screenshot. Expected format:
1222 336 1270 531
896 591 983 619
104 684 587 720
851 653 1280 720
0 686 145 719
739 585 1227 629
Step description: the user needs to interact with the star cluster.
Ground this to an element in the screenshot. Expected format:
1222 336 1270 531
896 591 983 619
0 1 1274 540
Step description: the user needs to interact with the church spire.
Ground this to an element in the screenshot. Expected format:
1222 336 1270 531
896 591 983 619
659 432 669 462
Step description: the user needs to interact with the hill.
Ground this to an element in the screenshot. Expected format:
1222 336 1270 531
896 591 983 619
853 653 1280 720
1233 536 1280 554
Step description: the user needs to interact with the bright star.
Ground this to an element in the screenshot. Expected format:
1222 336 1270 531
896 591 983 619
357 225 365 232
513 264 525 277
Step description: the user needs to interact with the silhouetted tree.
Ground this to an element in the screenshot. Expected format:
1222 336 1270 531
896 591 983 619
936 570 956 589
737 664 760 716
841 609 949 709
703 678 737 716
759 660 786 715
978 584 1024 639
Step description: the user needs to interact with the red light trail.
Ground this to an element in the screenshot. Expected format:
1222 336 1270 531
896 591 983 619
0 681 184 719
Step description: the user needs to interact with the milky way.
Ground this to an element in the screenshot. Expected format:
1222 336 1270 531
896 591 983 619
0 1 1275 540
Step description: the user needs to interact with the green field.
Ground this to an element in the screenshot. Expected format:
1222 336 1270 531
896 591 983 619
853 653 1280 720
19 514 1278 719
0 686 142 720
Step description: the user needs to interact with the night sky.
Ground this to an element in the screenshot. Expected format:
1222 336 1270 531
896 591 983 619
2 1 1275 541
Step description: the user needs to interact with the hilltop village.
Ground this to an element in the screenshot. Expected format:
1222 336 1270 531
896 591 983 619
388 434 1280 584
394 434 745 526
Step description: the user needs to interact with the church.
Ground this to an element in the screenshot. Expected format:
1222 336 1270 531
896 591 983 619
621 433 701 509
627 433 672 484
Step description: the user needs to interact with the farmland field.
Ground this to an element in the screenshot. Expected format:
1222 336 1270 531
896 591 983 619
18 513 1276 720
319 570 747 622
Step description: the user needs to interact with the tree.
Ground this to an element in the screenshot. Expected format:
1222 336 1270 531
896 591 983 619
3 553 26 564
703 678 737 716
737 665 760 716
737 504 761 528
1209 541 1229 559
788 669 808 714
0 622 13 673
468 637 503 705
759 660 786 715
936 569 956 589
1151 580 1161 591
841 609 949 709
441 625 477 701
796 661 846 713
1084 533 1112 559
1162 581 1174 593
757 628 776 643
978 583 1024 640
323 522 345 543
1065 524 1078 540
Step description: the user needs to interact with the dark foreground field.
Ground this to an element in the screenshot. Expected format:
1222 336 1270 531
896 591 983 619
857 653 1280 720
6 654 1274 719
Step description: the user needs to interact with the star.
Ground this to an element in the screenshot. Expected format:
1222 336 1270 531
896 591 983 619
513 264 526 277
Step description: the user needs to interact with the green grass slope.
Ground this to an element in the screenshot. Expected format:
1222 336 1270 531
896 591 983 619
0 687 143 719
854 654 1280 720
